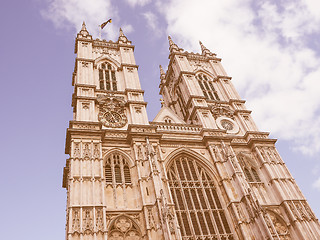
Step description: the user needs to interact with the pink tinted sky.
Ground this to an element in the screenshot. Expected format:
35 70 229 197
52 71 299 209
0 1 320 239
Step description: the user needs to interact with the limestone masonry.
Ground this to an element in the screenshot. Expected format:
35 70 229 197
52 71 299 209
62 23 320 240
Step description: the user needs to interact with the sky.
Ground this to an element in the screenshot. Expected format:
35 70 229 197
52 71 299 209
0 0 319 239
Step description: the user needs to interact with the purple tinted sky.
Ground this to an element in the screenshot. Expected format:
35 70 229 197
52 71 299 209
0 1 319 239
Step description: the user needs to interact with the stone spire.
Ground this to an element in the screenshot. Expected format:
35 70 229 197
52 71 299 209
168 36 180 53
118 28 129 44
159 65 165 76
199 41 215 56
81 21 87 31
77 21 91 39
159 65 166 85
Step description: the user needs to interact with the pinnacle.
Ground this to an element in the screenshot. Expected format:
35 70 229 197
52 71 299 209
81 21 87 31
168 35 180 52
168 36 174 46
119 28 125 37
159 65 165 75
199 40 207 51
199 40 214 56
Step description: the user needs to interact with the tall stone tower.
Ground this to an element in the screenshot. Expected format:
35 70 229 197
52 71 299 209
62 24 320 240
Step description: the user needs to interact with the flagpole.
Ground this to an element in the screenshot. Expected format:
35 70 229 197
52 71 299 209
99 25 101 39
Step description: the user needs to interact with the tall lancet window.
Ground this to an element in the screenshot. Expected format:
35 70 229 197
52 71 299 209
197 73 220 101
168 155 233 239
105 153 131 185
99 63 117 91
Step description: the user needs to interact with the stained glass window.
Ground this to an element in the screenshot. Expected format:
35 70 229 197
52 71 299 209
168 155 233 240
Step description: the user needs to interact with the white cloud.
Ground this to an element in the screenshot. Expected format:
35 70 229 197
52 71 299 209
313 177 320 191
125 0 151 7
142 11 162 37
158 0 320 155
121 24 134 35
41 0 120 40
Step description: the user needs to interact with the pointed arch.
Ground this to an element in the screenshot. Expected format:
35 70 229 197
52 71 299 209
195 71 220 101
165 147 220 182
264 210 290 238
103 148 134 167
194 69 216 79
103 149 133 186
94 55 121 69
237 152 262 183
166 148 234 239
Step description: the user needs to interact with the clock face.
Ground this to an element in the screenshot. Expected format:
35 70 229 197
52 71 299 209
221 120 234 130
97 96 128 128
216 116 239 134
104 111 122 124
99 110 127 128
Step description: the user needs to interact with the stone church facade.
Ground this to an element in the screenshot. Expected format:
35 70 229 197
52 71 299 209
62 23 320 240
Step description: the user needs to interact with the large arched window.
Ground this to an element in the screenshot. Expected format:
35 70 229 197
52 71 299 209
99 63 117 91
197 73 220 101
167 155 233 239
105 153 131 185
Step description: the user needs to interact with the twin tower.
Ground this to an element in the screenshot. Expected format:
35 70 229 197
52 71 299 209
62 23 320 240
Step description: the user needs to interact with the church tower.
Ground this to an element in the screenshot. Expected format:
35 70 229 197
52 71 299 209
62 24 320 240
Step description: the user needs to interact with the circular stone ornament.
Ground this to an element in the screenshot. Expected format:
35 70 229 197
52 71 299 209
216 116 239 134
99 110 127 128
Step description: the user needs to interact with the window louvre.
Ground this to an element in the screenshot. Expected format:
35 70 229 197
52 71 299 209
105 164 112 183
105 154 131 185
124 165 131 183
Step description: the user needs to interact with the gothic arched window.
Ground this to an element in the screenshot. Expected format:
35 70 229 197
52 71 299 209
105 153 131 185
168 155 233 239
197 73 220 101
244 167 261 183
99 63 117 91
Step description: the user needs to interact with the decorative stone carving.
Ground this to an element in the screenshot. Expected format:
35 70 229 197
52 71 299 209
160 189 175 233
264 210 290 239
108 215 141 240
211 103 235 120
72 208 80 233
83 143 91 158
73 142 81 158
115 216 132 232
93 143 100 158
97 96 127 128
96 208 103 231
235 203 245 221
295 201 309 220
302 201 315 220
147 207 156 230
83 209 94 233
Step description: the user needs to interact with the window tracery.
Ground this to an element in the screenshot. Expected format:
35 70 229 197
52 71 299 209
244 167 261 183
99 63 117 91
197 73 220 101
108 216 141 240
105 153 131 185
167 155 233 239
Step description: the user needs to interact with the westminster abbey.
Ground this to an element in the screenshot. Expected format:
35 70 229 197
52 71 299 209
62 23 320 240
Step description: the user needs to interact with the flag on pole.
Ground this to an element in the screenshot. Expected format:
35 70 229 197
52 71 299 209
100 19 112 29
